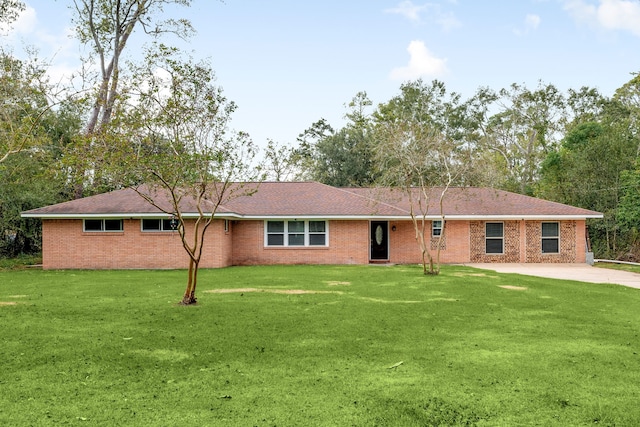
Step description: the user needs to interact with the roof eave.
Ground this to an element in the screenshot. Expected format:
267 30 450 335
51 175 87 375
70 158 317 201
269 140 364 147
22 213 604 220
20 212 244 219
442 214 604 220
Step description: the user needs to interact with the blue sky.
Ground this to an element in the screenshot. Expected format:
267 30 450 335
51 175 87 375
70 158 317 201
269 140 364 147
4 0 640 149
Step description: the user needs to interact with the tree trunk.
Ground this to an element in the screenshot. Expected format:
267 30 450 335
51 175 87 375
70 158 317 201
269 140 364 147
180 258 199 305
421 245 428 275
427 257 437 275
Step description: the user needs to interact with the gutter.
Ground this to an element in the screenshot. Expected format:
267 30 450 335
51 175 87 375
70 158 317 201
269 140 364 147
21 212 603 221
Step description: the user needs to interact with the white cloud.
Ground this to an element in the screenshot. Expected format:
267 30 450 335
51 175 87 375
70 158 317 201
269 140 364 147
564 0 640 36
1 5 79 85
389 40 448 81
47 62 81 86
436 11 462 31
514 13 541 35
384 1 462 30
12 5 38 34
385 1 428 22
0 5 37 36
525 14 541 30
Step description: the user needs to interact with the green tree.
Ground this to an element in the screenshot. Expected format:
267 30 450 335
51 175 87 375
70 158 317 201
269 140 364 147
540 122 637 258
102 46 262 305
295 118 333 181
263 139 300 181
72 0 194 135
0 51 52 164
374 80 463 137
0 50 75 256
373 80 470 275
297 92 378 187
0 150 66 256
69 0 195 196
618 166 640 230
0 0 24 30
538 86 639 259
566 86 608 124
476 82 567 194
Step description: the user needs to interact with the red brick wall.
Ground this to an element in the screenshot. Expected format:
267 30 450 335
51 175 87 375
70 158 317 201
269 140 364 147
231 220 370 266
575 220 587 263
469 220 587 263
42 219 231 269
41 218 588 269
388 220 471 264
525 220 582 263
470 221 521 263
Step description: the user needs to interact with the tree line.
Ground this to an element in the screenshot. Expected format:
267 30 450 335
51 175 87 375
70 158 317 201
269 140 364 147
265 77 640 261
2 0 640 264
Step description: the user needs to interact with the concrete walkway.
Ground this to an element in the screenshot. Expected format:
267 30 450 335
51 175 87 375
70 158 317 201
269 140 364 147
463 263 640 289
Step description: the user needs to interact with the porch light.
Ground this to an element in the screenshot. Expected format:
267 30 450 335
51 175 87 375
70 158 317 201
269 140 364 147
169 215 178 230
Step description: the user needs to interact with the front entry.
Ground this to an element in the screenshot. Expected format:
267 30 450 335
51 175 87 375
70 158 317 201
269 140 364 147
370 221 389 261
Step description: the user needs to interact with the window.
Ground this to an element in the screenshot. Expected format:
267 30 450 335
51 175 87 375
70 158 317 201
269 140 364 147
485 222 504 254
288 221 305 246
265 220 328 247
141 218 177 232
84 219 123 232
266 221 285 246
309 221 326 246
542 222 560 254
432 220 443 237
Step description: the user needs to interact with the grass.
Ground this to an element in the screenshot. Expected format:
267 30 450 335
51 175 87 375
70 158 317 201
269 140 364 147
1 264 639 426
594 261 640 274
0 253 41 270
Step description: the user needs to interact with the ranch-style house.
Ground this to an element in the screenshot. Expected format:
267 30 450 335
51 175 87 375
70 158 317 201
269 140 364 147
21 182 603 270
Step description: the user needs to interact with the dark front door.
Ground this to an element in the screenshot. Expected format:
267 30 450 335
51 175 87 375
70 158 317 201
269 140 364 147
370 221 389 260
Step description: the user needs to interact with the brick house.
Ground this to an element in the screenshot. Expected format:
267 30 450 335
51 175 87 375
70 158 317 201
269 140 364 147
21 182 602 270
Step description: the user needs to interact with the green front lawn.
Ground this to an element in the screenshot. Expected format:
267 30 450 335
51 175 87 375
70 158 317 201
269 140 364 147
594 261 640 274
1 265 639 426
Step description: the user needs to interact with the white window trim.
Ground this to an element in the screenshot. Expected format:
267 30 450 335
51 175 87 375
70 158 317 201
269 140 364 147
485 222 504 255
264 220 329 247
541 222 560 254
432 220 443 237
83 219 123 233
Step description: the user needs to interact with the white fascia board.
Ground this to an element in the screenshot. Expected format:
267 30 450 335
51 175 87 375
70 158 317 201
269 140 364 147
447 215 604 220
236 214 603 221
22 213 603 220
21 212 244 219
21 213 133 219
234 215 411 221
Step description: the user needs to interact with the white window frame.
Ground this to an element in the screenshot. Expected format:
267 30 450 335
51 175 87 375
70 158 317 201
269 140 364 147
264 220 328 247
432 220 443 237
141 218 178 232
84 219 123 232
485 222 504 254
541 222 560 254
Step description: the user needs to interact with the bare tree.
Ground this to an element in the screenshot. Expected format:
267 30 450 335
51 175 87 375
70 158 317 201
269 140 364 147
373 79 469 275
375 121 463 275
72 0 194 135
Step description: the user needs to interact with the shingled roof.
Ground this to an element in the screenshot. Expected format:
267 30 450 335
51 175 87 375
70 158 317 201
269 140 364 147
22 182 602 220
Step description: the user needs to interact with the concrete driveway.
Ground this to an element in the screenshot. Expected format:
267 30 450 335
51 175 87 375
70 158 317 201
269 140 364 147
463 263 640 289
